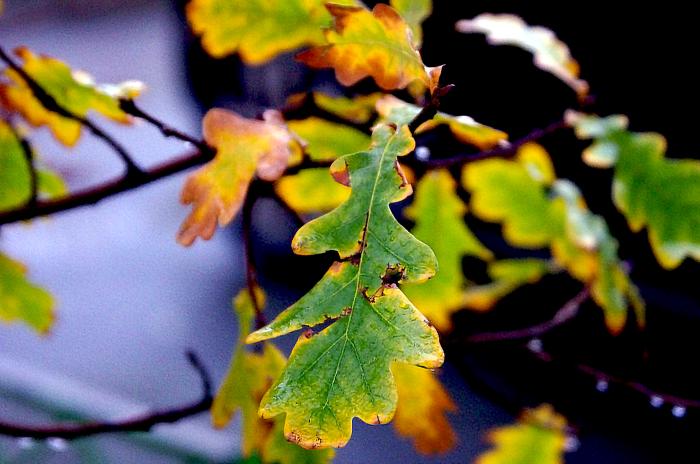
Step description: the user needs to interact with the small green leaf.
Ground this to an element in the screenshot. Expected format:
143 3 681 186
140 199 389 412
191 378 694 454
403 169 492 330
568 111 700 269
312 92 383 124
476 404 569 464
247 124 443 449
0 252 54 334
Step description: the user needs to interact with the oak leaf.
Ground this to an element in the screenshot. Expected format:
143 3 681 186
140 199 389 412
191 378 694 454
457 14 589 97
390 0 432 47
297 4 441 93
186 0 356 64
247 124 443 449
177 108 299 246
568 111 700 269
212 288 334 463
0 47 142 146
392 363 456 454
0 252 54 334
476 404 569 464
311 92 383 124
403 169 492 330
463 143 643 333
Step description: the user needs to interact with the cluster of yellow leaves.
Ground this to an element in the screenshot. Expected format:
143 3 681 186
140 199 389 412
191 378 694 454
457 14 589 98
0 47 142 146
463 143 643 333
476 404 569 464
212 288 334 463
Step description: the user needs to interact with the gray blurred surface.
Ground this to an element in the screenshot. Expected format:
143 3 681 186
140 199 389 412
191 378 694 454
0 1 510 462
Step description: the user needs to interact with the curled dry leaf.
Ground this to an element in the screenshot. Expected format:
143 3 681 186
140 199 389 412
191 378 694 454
177 108 299 246
457 14 589 97
297 4 441 94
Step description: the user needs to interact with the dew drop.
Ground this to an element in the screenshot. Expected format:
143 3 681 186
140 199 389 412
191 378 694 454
649 395 664 408
415 146 430 161
46 437 68 452
526 338 543 353
564 435 580 452
16 437 35 450
671 405 687 418
595 379 609 393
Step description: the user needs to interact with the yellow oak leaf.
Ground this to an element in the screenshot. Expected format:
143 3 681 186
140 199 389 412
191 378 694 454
457 14 589 97
287 117 370 162
186 0 356 64
276 168 350 214
297 4 441 93
177 108 299 246
477 404 569 464
312 92 383 124
403 170 492 331
213 288 334 463
0 47 141 146
393 363 456 454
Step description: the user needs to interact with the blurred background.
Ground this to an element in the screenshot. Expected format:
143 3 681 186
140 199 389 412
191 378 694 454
1 0 698 462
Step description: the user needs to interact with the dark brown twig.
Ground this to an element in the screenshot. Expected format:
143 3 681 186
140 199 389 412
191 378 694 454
465 287 590 344
423 118 569 168
407 84 454 134
0 46 143 177
0 351 213 439
0 149 214 225
118 99 211 154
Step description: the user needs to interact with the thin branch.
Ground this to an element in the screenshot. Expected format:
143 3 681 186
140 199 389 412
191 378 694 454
18 137 39 206
0 46 143 177
408 84 455 134
423 118 569 169
118 99 211 154
0 148 213 225
531 348 700 411
242 189 267 330
0 351 213 439
465 287 590 344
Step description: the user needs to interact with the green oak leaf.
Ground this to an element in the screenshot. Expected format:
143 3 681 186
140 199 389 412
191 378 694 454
247 124 443 449
390 0 432 47
403 169 492 331
0 120 67 212
463 143 643 333
568 111 700 269
0 252 54 334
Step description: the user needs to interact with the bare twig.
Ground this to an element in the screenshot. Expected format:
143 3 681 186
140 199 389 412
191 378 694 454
118 99 212 154
408 84 455 134
0 46 143 177
465 287 590 344
0 351 213 439
423 118 569 168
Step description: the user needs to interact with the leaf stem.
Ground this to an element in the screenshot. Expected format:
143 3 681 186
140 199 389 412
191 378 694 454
0 351 213 439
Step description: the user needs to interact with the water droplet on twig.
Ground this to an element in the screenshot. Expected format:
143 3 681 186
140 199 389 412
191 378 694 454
46 437 68 452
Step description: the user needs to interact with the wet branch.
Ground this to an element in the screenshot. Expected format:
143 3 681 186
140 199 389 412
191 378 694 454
465 287 590 344
0 351 213 439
